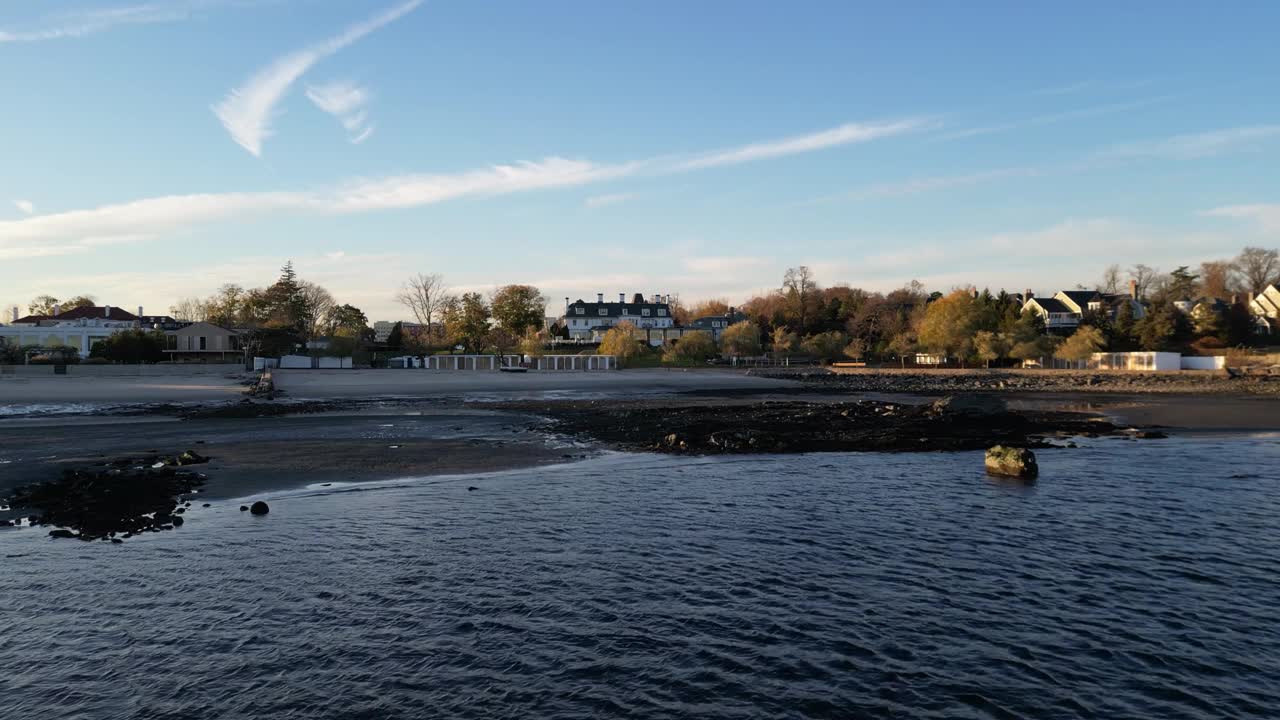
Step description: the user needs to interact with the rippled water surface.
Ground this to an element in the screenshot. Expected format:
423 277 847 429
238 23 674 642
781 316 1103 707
4 437 1280 719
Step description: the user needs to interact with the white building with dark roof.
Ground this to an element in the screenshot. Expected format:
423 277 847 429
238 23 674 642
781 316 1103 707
560 292 675 343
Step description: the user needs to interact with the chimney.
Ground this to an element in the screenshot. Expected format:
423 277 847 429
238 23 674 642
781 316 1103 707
53 303 61 316
1129 279 1138 299
564 297 569 312
597 293 604 303
1024 289 1032 302
104 305 111 318
10 306 17 323
138 305 144 318
619 293 625 303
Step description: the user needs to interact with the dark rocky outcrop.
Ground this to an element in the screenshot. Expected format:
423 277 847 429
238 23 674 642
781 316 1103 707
249 501 270 515
524 396 1120 456
4 450 210 541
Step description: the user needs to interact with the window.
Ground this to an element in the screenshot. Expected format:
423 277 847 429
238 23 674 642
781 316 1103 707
575 307 585 315
657 309 666 316
199 336 207 350
642 309 651 317
598 308 608 316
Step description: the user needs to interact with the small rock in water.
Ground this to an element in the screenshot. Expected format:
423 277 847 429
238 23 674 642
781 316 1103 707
985 445 1038 479
239 505 249 512
249 501 270 515
202 503 211 508
48 529 77 539
171 516 184 527
111 538 123 544
467 486 479 492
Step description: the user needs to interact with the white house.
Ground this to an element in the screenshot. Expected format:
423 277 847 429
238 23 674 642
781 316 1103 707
0 305 151 358
560 292 675 343
1022 296 1080 332
1250 285 1280 334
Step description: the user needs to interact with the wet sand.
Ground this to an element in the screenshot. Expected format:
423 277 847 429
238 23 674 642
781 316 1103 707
0 410 572 507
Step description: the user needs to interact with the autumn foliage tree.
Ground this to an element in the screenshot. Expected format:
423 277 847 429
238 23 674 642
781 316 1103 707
598 322 642 367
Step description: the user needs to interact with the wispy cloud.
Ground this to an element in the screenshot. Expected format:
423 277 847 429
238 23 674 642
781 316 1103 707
212 0 421 156
1202 203 1280 233
0 1 264 44
837 167 1040 201
12 200 35 215
933 95 1176 143
1102 125 1280 160
306 80 375 144
0 117 924 250
674 119 930 171
584 192 636 208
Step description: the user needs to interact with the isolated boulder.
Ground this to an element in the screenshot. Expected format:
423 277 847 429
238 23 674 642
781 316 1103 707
249 501 270 516
985 445 1038 479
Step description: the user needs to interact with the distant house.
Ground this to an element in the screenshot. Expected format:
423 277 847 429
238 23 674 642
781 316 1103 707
163 322 242 362
1023 286 1146 334
1022 296 1079 333
1251 285 1280 334
688 308 748 341
372 320 435 344
560 292 675 345
0 304 158 357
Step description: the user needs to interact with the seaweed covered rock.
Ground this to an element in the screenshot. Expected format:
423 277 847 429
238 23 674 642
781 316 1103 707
985 445 1038 479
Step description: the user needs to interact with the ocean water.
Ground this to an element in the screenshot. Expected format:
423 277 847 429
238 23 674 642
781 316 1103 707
3 437 1279 719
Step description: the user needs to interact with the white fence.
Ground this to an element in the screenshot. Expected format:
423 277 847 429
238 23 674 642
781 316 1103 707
389 354 616 371
278 355 353 369
1180 355 1226 371
531 355 615 371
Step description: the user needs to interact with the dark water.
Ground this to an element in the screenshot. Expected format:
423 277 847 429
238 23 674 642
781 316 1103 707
4 436 1280 719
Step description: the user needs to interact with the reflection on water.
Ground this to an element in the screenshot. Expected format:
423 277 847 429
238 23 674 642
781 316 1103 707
4 437 1279 719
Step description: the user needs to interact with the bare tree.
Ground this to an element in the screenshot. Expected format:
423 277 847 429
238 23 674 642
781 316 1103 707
1233 246 1280 295
1198 260 1238 299
297 281 337 338
1098 264 1122 294
396 273 450 337
782 265 818 330
1127 264 1160 300
169 297 209 322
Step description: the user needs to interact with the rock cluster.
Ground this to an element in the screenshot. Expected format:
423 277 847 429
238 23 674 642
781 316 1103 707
538 396 1120 456
4 450 210 541
754 368 1280 396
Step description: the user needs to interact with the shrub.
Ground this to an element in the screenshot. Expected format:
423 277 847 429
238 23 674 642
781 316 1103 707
664 330 717 364
598 322 642 367
801 331 849 364
719 321 762 357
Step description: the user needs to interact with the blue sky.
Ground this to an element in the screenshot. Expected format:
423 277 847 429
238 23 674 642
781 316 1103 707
2 0 1278 321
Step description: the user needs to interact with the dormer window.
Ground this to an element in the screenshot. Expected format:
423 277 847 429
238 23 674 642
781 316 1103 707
598 308 608 316
642 309 651 317
575 307 585 315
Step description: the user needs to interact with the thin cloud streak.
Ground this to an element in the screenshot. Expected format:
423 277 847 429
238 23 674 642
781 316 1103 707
675 119 931 170
212 0 422 156
13 200 35 215
1 117 925 248
1101 125 1280 160
932 95 1176 142
0 1 267 43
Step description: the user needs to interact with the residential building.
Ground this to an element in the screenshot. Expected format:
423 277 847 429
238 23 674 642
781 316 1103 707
1250 285 1280 334
688 308 748 340
561 292 675 344
1021 295 1079 333
163 322 242 362
373 320 433 343
1 304 160 358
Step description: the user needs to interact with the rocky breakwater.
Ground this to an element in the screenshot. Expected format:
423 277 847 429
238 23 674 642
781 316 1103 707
2 450 210 541
753 367 1280 395
534 394 1123 456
